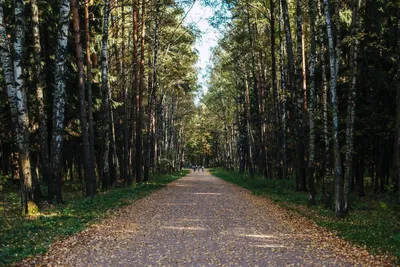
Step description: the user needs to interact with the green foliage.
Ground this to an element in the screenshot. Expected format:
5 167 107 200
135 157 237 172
156 158 173 174
210 168 400 263
0 170 188 265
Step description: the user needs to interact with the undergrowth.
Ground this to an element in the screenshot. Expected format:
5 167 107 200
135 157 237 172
210 168 400 263
0 170 188 265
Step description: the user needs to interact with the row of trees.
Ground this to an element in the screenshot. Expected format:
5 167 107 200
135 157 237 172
0 0 198 214
199 0 400 217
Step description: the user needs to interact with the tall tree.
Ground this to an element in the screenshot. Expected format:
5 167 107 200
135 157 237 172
84 0 97 187
307 0 317 205
0 0 37 214
14 0 36 213
294 0 306 191
101 0 111 190
344 0 361 213
31 0 50 186
323 0 345 217
131 0 139 184
136 0 146 183
49 0 70 204
394 7 400 197
71 0 96 197
121 0 131 185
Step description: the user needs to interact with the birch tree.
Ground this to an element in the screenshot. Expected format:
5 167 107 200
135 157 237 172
101 0 111 190
344 0 362 213
0 0 37 214
323 0 345 217
31 0 50 186
49 0 70 203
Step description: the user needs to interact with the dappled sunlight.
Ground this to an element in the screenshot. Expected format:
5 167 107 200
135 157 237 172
238 234 278 239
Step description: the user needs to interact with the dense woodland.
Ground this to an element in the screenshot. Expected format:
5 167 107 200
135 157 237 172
193 0 400 217
0 0 199 214
0 0 399 220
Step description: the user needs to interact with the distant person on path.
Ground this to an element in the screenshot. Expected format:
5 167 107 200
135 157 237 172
202 165 204 172
193 165 196 172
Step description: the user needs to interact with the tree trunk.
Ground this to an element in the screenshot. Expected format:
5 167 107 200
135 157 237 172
308 0 317 205
244 76 254 175
344 0 361 213
281 0 295 181
109 99 119 185
270 0 281 178
0 0 38 214
121 0 131 185
0 0 18 128
136 0 146 183
294 0 306 192
71 0 96 197
31 0 50 186
393 6 400 198
15 0 36 213
101 0 111 191
323 0 345 217
130 0 139 183
279 1 287 179
84 0 97 186
151 0 160 173
49 0 70 204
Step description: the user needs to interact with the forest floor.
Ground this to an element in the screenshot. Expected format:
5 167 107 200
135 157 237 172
20 170 393 266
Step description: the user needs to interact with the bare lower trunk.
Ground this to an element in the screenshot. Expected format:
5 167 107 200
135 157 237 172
15 0 36 213
308 0 317 205
121 0 131 185
295 0 306 191
244 76 254 175
31 0 50 186
279 1 287 179
270 0 280 177
0 0 37 213
71 0 96 197
151 0 160 173
131 1 139 183
84 0 97 187
344 0 361 213
394 9 400 197
49 0 70 204
136 0 146 183
101 0 111 191
323 0 345 217
281 0 295 180
318 0 330 198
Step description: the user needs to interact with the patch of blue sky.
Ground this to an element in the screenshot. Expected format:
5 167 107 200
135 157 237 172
180 1 222 102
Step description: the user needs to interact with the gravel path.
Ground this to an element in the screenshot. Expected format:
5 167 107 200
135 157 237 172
29 170 391 266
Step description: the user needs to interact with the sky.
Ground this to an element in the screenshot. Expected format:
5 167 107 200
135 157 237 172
183 1 220 97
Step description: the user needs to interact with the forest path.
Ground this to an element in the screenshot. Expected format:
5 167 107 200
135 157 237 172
31 170 386 266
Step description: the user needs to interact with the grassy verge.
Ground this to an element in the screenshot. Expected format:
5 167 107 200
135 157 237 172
210 168 400 263
0 170 189 265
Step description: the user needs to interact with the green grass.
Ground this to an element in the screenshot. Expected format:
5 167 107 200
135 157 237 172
0 170 189 265
210 168 400 263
